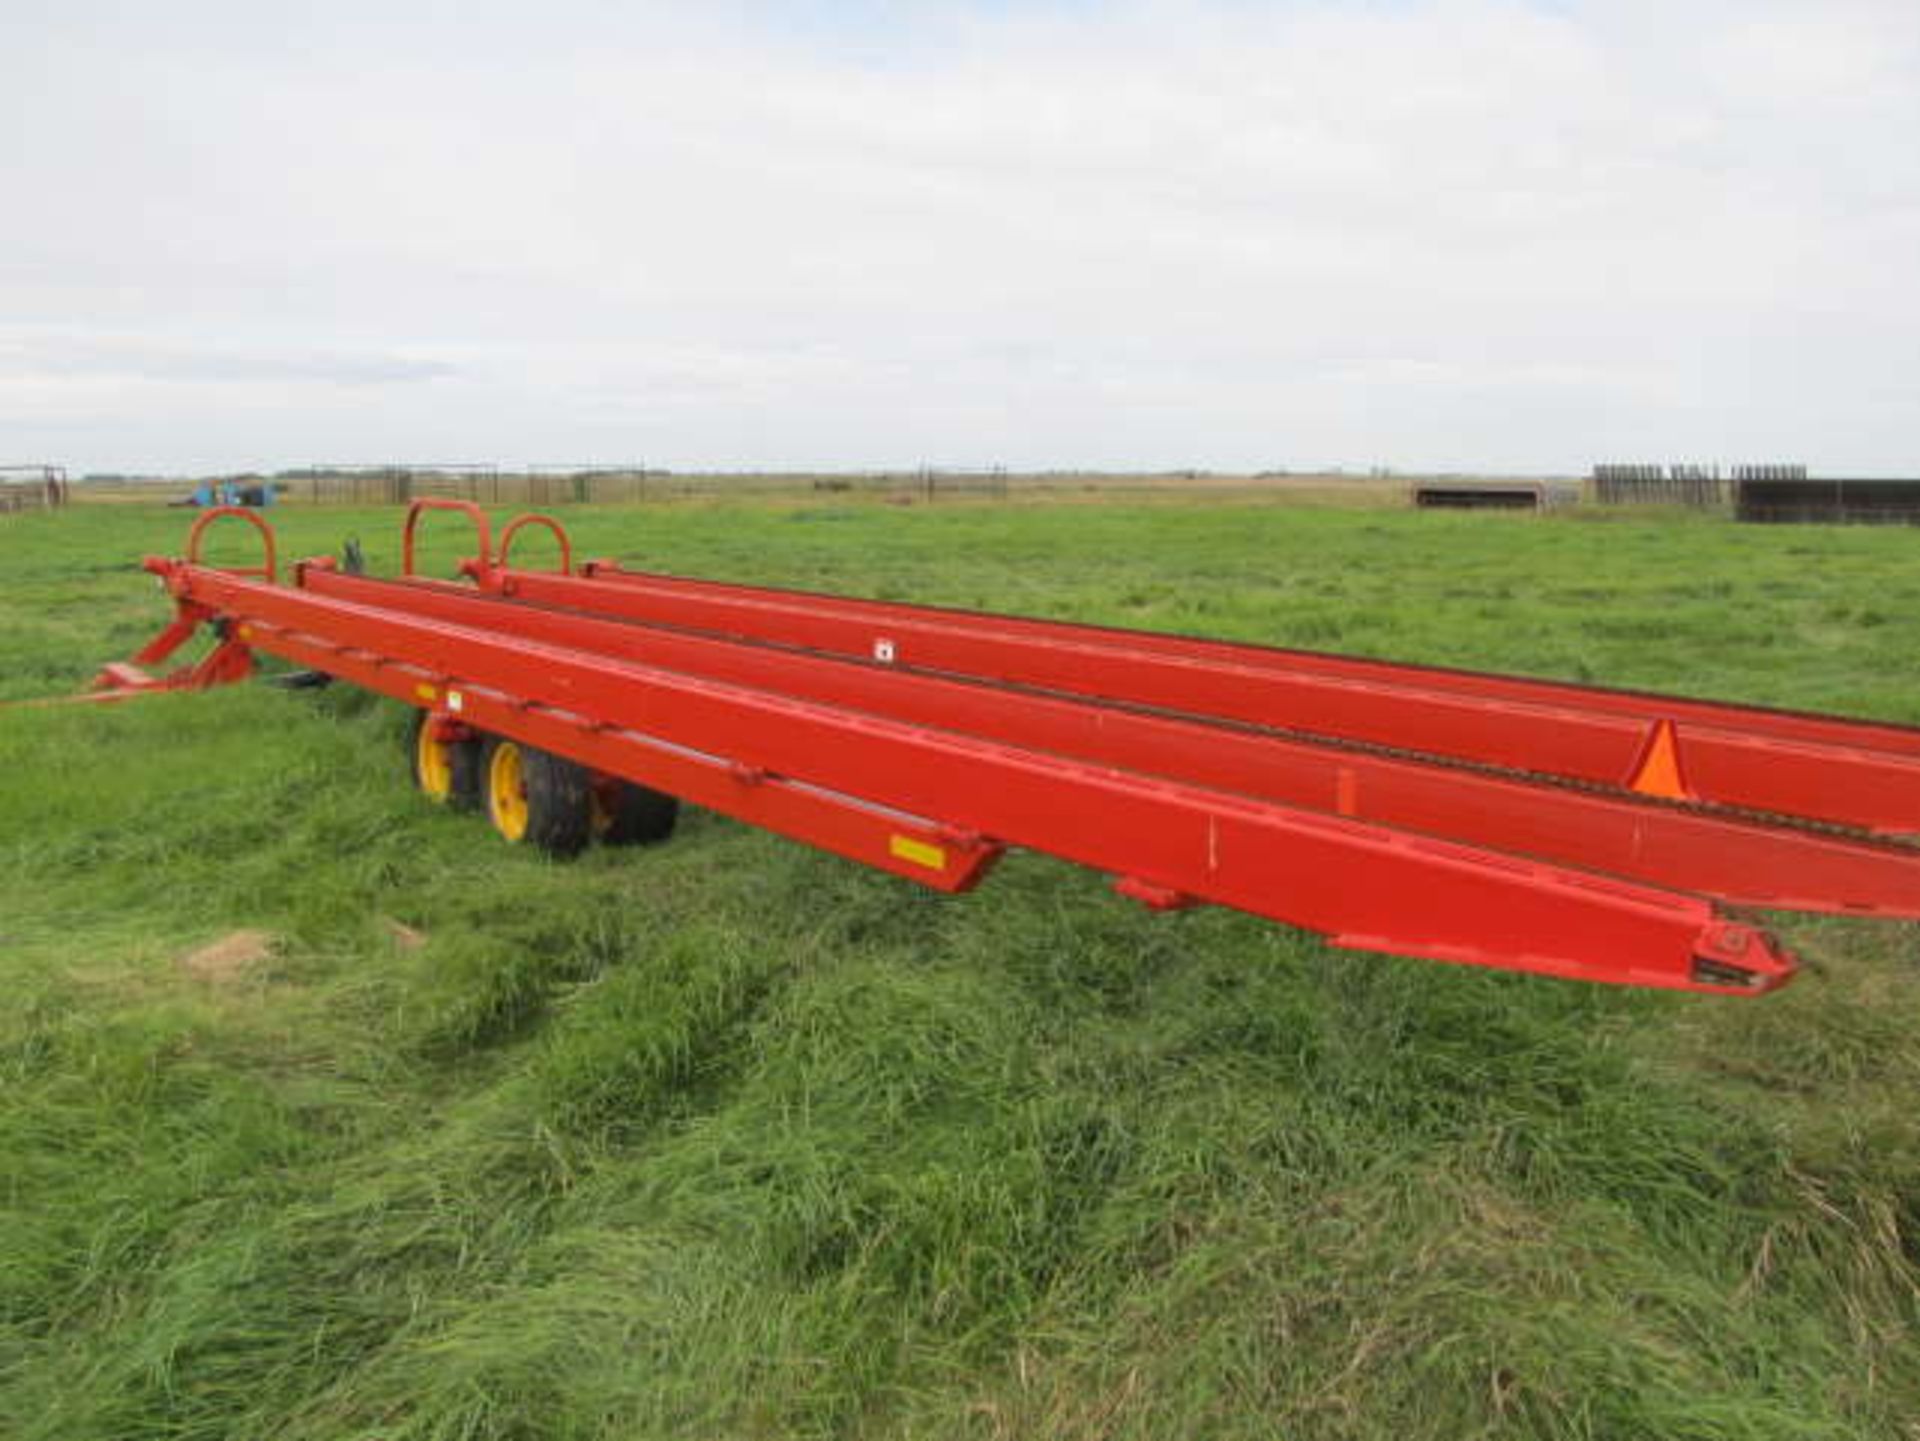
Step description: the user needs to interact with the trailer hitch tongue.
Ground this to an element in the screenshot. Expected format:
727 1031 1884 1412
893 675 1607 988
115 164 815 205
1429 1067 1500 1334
1691 920 1795 992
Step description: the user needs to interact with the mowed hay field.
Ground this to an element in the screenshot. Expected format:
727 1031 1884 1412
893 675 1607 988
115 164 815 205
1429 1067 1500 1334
3 498 1919 1441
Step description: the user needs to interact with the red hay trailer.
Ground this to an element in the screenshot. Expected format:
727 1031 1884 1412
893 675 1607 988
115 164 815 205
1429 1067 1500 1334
59 501 1920 997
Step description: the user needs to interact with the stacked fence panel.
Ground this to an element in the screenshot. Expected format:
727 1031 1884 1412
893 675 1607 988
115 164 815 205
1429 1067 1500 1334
1736 478 1920 525
1591 464 1724 507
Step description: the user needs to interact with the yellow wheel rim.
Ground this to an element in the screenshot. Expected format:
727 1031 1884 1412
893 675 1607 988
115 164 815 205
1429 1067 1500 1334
417 719 453 801
489 742 530 842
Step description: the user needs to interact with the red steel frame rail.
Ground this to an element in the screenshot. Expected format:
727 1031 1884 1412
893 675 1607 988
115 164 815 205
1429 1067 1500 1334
515 561 1920 836
298 566 1920 922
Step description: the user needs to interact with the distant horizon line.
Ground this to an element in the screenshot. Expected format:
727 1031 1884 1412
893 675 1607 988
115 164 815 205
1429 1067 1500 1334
18 461 1919 483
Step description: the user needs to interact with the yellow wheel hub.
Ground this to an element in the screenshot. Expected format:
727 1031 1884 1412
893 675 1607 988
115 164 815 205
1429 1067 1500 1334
489 742 530 842
417 720 453 801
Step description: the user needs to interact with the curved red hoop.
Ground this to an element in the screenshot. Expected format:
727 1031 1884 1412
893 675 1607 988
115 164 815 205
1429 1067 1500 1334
403 498 493 578
498 513 574 575
185 505 278 583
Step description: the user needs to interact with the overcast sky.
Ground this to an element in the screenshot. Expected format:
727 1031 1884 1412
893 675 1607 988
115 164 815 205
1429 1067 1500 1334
2 0 1916 475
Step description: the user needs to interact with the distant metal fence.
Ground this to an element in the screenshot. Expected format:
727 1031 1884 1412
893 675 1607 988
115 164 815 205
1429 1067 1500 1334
0 464 69 514
1591 464 1725 507
809 467 1011 501
1736 478 1920 525
284 465 1011 505
289 466 654 506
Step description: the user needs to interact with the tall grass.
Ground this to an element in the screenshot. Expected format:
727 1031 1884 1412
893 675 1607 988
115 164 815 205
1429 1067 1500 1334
1 498 1916 1438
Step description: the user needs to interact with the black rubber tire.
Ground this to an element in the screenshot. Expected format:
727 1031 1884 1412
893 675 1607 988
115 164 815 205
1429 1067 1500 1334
592 778 681 846
409 709 481 810
483 736 593 856
267 669 335 690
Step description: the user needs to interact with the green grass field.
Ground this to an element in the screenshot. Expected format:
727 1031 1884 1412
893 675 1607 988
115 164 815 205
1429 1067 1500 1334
3 498 1918 1440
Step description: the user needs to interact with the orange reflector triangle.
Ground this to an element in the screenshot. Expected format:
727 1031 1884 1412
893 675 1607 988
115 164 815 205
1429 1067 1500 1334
1629 719 1692 801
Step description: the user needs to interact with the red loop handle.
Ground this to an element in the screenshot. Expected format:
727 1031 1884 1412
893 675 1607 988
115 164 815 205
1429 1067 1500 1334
185 506 278 583
498 513 573 575
403 498 493 578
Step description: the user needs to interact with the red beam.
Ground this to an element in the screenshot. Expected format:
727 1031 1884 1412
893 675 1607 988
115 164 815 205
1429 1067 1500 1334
301 567 1920 920
245 615 1002 893
529 564 1920 835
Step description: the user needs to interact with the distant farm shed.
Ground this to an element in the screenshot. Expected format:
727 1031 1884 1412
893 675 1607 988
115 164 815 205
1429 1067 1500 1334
1412 479 1577 512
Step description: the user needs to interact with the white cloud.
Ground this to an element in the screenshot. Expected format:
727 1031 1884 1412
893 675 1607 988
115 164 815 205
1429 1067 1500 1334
1 0 1917 472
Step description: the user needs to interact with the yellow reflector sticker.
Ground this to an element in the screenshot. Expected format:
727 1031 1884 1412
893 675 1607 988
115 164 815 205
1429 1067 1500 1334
237 625 253 641
414 683 438 702
889 835 947 871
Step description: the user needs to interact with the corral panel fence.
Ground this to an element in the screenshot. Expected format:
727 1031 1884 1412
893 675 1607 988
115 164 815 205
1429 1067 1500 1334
295 467 410 505
805 467 1011 500
1591 464 1725 507
530 469 651 505
290 467 653 506
0 464 70 514
70 467 1473 507
923 465 1010 500
289 466 1010 505
1736 477 1920 525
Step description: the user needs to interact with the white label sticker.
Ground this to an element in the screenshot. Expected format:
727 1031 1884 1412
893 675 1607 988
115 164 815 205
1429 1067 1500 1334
873 638 896 663
447 690 465 712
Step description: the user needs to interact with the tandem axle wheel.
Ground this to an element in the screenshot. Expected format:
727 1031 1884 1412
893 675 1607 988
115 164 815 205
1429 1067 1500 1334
407 709 678 858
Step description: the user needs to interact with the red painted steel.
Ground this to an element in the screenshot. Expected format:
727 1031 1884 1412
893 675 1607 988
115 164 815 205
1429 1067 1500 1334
402 497 492 578
573 561 1920 758
185 505 277 582
77 635 254 702
299 567 1920 920
55 505 271 703
497 513 572 575
139 556 1791 995
540 562 1920 835
239 613 1004 892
